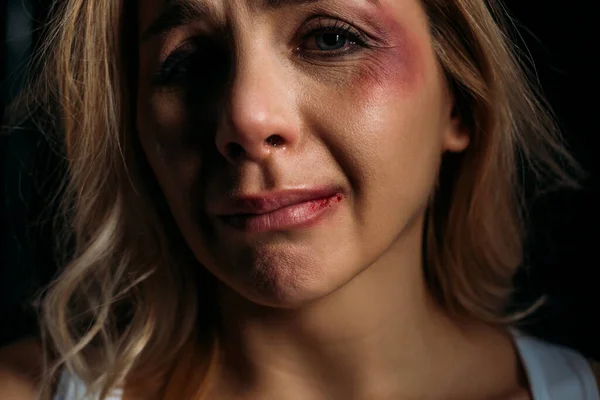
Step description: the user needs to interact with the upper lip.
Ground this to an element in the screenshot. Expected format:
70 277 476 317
211 187 343 216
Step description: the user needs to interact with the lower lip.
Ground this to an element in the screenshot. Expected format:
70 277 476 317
219 194 344 233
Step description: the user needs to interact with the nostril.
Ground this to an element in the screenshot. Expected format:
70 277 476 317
265 135 284 148
223 135 285 161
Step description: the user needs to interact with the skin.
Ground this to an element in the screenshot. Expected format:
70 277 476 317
135 0 532 399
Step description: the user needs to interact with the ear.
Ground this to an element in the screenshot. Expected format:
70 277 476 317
442 102 470 153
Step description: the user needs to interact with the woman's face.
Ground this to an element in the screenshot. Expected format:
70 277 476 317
137 0 469 307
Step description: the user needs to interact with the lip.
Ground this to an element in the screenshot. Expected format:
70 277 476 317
211 188 345 233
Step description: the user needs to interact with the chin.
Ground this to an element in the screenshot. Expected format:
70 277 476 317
240 284 333 310
210 243 353 310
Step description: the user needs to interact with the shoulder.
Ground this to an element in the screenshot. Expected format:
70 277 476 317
0 338 47 400
0 367 40 399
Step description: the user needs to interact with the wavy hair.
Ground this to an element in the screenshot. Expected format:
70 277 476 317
6 0 581 398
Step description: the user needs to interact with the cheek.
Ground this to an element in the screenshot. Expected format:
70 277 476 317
355 46 420 102
137 109 218 266
139 93 186 143
137 96 203 211
305 36 442 223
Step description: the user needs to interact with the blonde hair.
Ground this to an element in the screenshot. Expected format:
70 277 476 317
7 0 581 397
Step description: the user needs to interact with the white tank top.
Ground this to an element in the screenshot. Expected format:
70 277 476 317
511 330 599 399
54 330 599 399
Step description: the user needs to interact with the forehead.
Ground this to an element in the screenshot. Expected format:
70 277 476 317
139 0 387 32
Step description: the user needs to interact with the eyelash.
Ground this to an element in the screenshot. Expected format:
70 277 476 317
153 18 372 86
297 18 371 58
153 43 198 86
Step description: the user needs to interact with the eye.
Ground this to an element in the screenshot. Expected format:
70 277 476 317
153 38 230 90
298 19 370 58
310 32 354 51
154 45 196 86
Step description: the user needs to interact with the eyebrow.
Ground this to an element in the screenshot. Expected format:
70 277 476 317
140 0 212 43
140 0 382 43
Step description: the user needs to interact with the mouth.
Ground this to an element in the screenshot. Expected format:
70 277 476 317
213 188 345 233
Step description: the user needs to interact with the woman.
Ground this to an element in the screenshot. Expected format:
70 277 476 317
1 0 598 398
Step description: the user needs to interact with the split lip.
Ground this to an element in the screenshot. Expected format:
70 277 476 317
211 187 345 217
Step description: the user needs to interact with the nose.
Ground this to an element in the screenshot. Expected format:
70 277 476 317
215 49 300 164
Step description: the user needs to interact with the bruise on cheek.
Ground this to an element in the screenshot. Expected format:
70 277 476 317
354 5 424 101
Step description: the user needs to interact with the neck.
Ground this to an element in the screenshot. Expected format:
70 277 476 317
210 216 513 399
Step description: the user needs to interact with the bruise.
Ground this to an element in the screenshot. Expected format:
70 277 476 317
354 3 424 101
